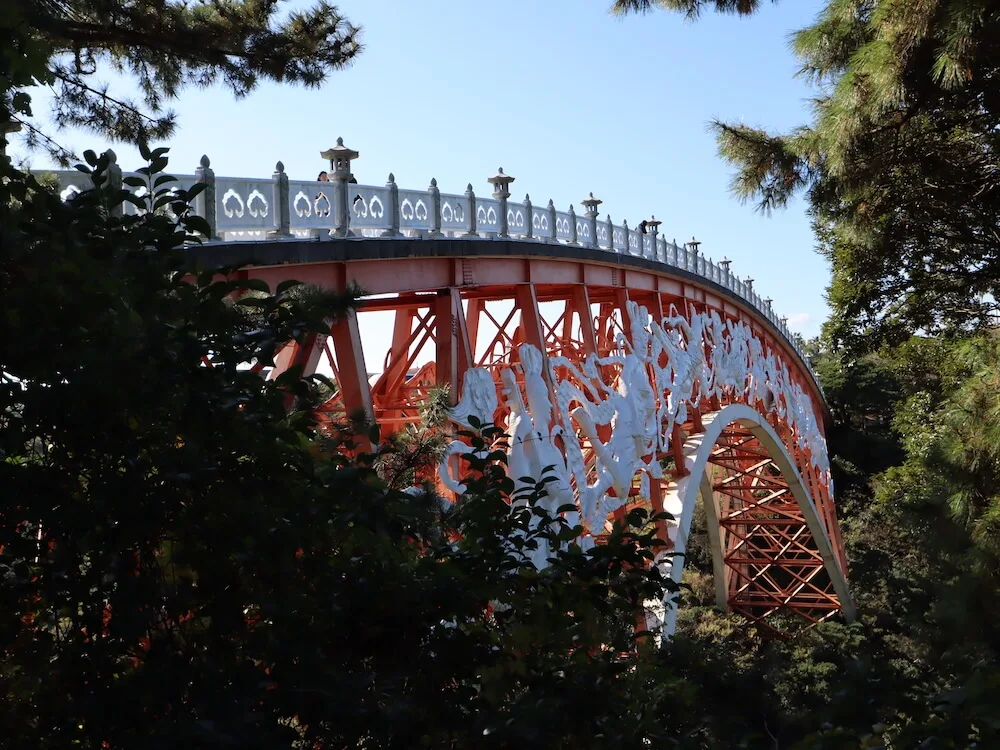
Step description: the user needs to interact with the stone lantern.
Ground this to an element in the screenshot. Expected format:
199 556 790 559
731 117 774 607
320 137 359 236
487 168 515 237
321 136 359 179
581 192 603 248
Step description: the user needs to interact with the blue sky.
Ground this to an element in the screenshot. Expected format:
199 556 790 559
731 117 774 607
20 0 829 338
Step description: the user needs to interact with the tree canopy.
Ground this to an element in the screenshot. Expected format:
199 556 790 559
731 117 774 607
2 0 361 162
616 0 1000 351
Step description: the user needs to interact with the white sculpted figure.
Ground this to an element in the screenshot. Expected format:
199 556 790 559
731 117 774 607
438 298 835 554
439 367 499 494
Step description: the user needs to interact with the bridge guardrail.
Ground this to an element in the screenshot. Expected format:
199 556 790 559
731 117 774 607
33 141 817 384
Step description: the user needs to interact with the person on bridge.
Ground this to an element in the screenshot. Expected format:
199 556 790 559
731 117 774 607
638 219 648 234
317 171 329 182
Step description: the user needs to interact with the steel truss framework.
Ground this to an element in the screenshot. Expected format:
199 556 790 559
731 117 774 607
239 245 852 630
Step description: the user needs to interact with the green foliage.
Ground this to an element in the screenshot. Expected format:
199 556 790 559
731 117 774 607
0 154 684 748
2 0 361 161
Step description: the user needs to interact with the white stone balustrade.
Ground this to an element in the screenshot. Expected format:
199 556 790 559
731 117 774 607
32 144 815 377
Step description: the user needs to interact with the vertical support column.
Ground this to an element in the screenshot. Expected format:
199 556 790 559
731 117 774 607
466 297 483 365
271 161 291 238
435 289 473 405
330 308 375 428
452 288 474 378
376 307 415 404
572 286 599 358
195 155 218 240
320 137 359 238
435 291 457 393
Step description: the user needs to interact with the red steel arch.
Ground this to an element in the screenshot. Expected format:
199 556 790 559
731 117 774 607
203 238 853 633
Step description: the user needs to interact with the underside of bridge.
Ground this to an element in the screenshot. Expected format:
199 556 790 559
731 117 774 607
196 237 854 633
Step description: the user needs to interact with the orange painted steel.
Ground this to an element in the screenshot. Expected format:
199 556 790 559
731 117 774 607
239 244 847 629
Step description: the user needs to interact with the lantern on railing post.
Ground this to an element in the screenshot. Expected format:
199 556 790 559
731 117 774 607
581 192 602 249
687 236 701 273
487 167 515 238
270 161 291 237
764 297 774 321
646 216 662 260
428 178 442 237
194 154 217 240
464 184 478 237
320 137 359 237
719 256 732 288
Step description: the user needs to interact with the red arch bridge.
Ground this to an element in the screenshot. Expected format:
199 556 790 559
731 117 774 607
44 140 855 635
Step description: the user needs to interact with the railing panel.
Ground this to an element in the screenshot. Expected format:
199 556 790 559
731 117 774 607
398 188 431 231
612 225 627 252
216 176 277 232
476 197 501 234
641 234 655 259
532 207 552 239
508 202 529 238
350 184 392 231
627 229 641 256
288 180 334 231
596 220 611 249
575 217 593 246
555 211 573 242
439 193 469 234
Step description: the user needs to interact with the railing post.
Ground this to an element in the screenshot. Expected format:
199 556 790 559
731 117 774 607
194 154 217 240
622 219 630 254
320 137 359 238
547 199 557 242
568 204 578 245
383 173 401 237
271 160 291 238
523 194 533 240
464 183 478 237
428 178 442 237
581 192 601 249
487 168 514 239
605 215 614 251
103 149 123 218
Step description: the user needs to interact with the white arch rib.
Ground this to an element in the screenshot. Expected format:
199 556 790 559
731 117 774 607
657 403 856 636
